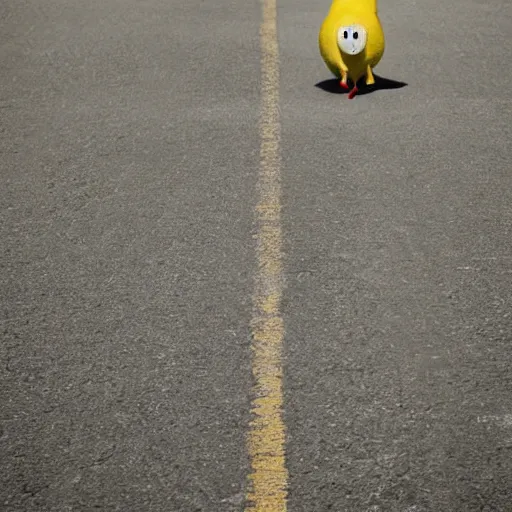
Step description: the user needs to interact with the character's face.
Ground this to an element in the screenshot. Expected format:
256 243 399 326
337 25 367 55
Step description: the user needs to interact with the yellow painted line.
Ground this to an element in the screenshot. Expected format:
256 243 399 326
245 0 288 510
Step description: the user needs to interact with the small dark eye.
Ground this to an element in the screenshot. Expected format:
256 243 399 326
353 32 359 39
343 31 348 39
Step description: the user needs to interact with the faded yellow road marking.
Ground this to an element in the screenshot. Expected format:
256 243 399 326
245 0 288 510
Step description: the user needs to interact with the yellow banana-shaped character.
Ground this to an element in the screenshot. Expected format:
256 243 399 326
319 0 385 99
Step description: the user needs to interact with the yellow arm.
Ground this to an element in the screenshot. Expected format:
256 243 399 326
318 15 348 78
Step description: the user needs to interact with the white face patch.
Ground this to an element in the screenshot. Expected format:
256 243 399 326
337 25 367 55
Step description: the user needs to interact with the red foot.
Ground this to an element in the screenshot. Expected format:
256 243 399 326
339 80 349 90
348 86 358 99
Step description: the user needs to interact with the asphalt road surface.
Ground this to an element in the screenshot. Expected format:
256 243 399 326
2 0 512 511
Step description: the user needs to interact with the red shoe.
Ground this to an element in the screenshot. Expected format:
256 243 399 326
348 86 358 99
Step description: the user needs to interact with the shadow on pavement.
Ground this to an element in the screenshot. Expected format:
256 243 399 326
315 75 407 96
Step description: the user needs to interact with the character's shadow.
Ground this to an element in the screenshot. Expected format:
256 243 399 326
315 74 407 96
